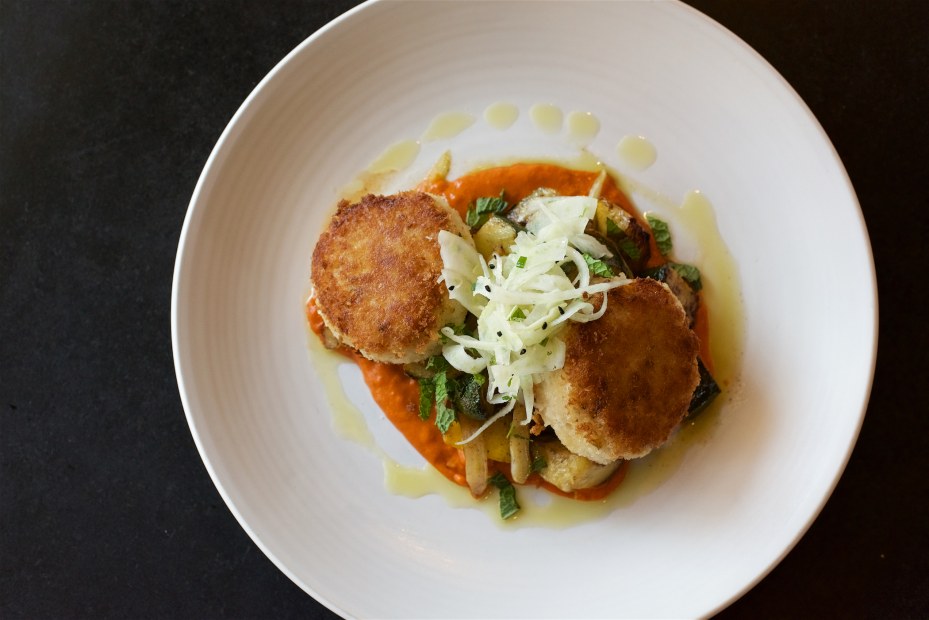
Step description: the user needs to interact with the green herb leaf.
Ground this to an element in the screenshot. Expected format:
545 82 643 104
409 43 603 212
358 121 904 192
646 214 672 256
515 255 527 268
582 253 615 278
670 262 703 292
417 378 435 420
434 371 456 433
425 355 451 372
489 472 521 519
465 195 509 229
605 218 622 235
509 307 526 321
617 236 642 261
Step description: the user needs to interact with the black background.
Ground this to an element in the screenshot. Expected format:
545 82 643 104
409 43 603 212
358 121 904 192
2 1 927 617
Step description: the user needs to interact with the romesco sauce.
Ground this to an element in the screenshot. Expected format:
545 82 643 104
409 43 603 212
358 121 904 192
308 163 712 501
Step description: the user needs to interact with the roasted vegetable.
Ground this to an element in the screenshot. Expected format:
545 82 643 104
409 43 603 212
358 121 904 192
687 357 721 417
473 214 520 260
532 440 623 493
595 199 651 274
506 187 558 228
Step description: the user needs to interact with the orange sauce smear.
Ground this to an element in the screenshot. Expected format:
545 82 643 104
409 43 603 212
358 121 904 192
309 162 712 501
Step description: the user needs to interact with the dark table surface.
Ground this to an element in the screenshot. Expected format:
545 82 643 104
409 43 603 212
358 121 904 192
3 1 927 618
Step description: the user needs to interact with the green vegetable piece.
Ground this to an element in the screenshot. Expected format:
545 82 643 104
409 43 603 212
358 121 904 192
515 255 527 268
489 472 520 519
425 354 451 372
582 253 615 278
434 371 456 433
509 307 526 321
646 214 673 256
417 378 435 420
465 194 508 230
455 374 486 420
670 263 703 292
606 218 622 235
617 236 642 261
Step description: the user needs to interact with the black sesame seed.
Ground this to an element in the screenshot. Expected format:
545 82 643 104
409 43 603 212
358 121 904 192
489 263 496 269
448 285 455 291
484 285 491 292
542 322 548 330
558 306 565 315
496 331 503 337
520 348 526 355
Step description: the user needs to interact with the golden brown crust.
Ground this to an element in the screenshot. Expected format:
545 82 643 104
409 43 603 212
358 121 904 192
536 278 700 462
310 191 469 364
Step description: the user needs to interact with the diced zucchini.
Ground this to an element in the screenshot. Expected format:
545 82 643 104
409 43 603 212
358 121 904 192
473 214 519 261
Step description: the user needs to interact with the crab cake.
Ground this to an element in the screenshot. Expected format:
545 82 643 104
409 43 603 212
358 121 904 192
535 278 700 463
311 191 471 364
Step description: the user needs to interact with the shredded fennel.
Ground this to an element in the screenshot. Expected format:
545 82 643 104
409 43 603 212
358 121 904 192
438 194 628 444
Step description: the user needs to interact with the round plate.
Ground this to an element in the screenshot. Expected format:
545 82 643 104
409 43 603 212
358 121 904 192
172 1 877 617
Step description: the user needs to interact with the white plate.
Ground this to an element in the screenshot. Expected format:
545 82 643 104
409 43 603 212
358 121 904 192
172 1 877 617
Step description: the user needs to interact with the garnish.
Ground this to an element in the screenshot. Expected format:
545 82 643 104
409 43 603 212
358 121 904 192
417 379 435 420
489 472 520 519
646 214 672 256
582 253 615 278
433 370 456 433
670 262 703 291
465 194 508 229
530 455 547 473
438 195 629 445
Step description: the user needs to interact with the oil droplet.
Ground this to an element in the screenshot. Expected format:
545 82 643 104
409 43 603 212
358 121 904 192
366 139 420 174
529 103 563 134
617 135 657 171
483 101 519 130
422 111 476 141
566 110 600 145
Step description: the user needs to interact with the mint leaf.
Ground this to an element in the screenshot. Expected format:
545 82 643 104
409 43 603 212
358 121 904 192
646 214 672 256
417 378 435 420
434 371 456 433
670 262 703 292
617 236 642 261
582 253 614 278
489 472 520 519
465 194 508 230
455 374 486 420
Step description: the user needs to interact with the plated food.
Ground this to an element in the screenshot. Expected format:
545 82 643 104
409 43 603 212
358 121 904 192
308 157 721 518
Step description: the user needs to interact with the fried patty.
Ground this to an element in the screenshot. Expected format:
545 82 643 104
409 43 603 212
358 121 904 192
535 278 700 463
311 191 470 364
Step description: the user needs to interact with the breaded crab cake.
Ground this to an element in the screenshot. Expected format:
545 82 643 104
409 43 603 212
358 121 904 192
534 278 700 463
311 191 471 364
